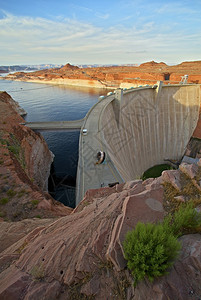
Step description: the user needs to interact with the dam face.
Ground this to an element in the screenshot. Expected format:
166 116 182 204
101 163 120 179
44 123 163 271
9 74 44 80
76 83 200 204
101 84 200 181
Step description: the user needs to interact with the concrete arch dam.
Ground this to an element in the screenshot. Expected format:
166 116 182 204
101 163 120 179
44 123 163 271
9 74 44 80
76 83 200 204
100 84 200 181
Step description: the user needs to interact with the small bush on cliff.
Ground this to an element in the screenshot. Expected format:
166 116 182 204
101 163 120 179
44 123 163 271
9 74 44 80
171 202 201 236
0 197 9 205
7 189 17 198
30 265 45 281
123 202 201 286
141 164 173 180
123 222 181 286
31 199 39 206
7 133 26 169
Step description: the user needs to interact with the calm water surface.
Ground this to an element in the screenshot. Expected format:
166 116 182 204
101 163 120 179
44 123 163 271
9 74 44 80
0 79 112 207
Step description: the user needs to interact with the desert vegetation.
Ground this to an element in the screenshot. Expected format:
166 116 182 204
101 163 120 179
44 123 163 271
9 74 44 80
123 202 201 286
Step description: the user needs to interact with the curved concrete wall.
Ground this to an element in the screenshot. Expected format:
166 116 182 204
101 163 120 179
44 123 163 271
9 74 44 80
100 85 200 181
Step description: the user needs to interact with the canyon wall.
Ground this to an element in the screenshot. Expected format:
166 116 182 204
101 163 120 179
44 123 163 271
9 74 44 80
0 92 72 221
101 84 201 181
0 92 53 191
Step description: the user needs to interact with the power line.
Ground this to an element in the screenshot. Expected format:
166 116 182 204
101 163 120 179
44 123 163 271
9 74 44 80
6 85 55 93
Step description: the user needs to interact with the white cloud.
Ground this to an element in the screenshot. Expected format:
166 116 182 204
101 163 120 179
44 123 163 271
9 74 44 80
0 10 200 65
95 13 110 20
155 2 197 15
69 4 93 13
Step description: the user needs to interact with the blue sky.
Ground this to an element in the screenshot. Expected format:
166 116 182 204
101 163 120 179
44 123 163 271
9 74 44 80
0 0 201 65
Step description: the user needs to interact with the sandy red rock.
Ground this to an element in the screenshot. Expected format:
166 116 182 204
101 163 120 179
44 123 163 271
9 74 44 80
5 60 201 88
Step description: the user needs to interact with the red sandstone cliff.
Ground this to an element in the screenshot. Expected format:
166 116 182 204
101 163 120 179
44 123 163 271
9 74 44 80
0 92 72 221
4 60 201 88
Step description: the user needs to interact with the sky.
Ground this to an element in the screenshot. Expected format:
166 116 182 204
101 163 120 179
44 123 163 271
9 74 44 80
0 0 201 66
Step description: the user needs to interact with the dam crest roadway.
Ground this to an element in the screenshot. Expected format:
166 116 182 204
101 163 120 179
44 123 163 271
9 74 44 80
25 118 84 131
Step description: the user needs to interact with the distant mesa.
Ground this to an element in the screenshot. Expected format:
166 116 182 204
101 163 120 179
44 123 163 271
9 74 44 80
61 63 79 70
139 61 167 68
177 60 201 68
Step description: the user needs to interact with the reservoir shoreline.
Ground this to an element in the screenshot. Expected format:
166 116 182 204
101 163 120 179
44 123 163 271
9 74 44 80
0 76 118 89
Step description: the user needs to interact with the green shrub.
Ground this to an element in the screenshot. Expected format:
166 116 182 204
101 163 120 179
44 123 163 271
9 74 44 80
7 189 17 198
0 211 5 217
30 265 45 281
8 145 20 156
0 197 9 205
123 203 201 286
123 222 181 286
142 164 173 180
17 189 28 198
35 215 41 219
7 134 26 169
0 139 6 145
31 200 39 206
171 202 201 236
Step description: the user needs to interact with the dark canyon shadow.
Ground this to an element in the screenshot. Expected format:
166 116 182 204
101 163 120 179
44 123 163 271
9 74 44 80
41 130 80 209
48 163 76 208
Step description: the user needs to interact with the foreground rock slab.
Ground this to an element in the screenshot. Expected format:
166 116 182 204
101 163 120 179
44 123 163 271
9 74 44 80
134 234 201 300
0 169 200 300
0 179 164 299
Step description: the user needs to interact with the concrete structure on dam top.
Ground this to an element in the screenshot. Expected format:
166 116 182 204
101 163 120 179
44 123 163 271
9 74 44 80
76 82 201 205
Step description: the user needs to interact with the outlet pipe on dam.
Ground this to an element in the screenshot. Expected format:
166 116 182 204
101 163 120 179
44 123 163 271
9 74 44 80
76 82 201 205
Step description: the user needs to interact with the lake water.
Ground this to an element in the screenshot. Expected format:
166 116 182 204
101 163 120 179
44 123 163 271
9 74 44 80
0 79 112 207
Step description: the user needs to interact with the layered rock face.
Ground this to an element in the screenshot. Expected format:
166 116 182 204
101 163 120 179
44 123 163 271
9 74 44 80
0 91 53 191
0 160 201 299
0 218 54 253
0 92 72 221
